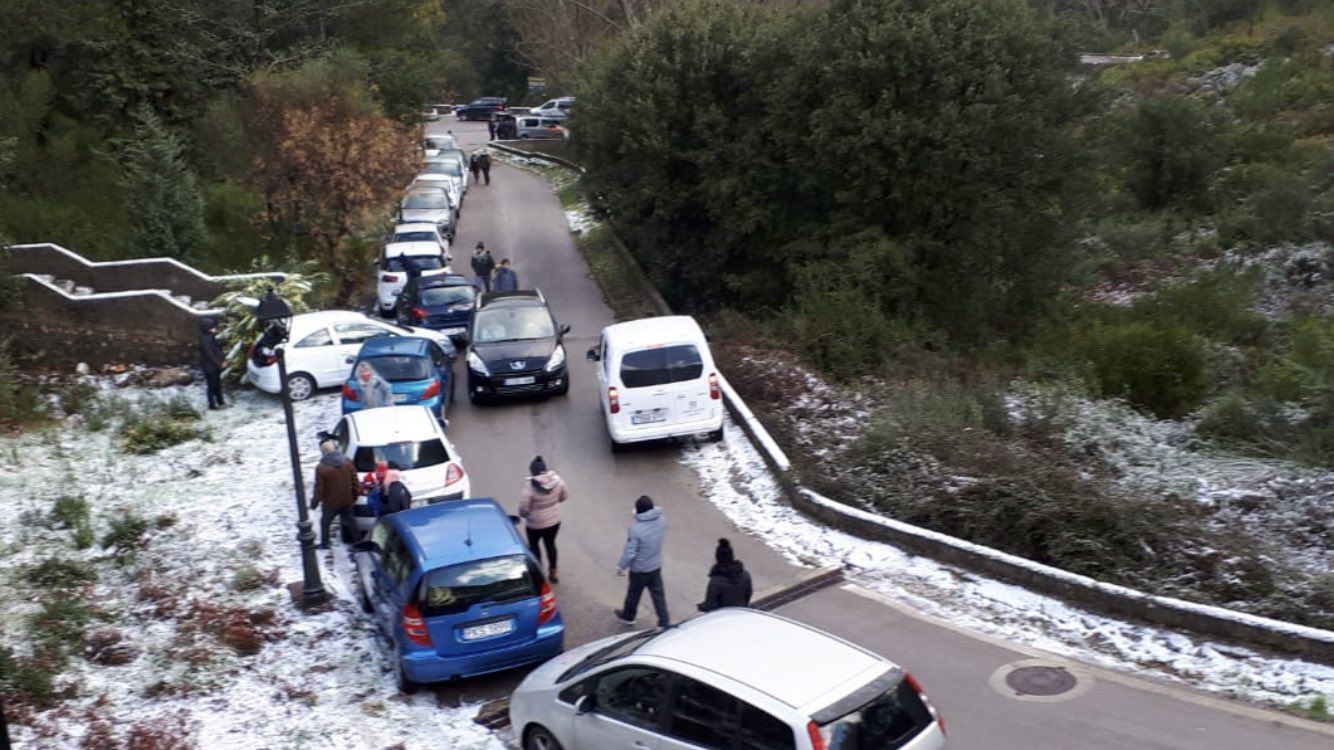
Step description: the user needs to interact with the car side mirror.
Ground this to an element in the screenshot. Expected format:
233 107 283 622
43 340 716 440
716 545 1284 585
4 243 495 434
345 356 356 364
585 348 600 362
353 540 381 555
574 694 594 716
559 323 571 336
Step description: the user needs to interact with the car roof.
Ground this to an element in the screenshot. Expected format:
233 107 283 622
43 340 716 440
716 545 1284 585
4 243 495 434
393 499 526 570
356 336 432 357
346 405 442 445
393 223 439 234
603 315 707 350
286 310 385 338
384 242 444 257
478 290 543 309
418 273 472 288
637 609 889 710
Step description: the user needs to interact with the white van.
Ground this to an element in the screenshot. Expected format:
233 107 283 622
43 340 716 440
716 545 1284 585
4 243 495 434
587 316 724 451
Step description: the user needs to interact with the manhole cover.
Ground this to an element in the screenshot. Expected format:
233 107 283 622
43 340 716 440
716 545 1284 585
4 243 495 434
989 659 1094 703
1005 666 1076 696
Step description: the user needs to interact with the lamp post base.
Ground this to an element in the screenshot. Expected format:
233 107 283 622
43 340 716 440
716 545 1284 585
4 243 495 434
287 580 332 610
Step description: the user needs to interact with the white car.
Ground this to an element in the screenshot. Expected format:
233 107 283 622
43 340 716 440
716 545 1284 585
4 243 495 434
423 134 458 155
329 405 471 536
245 311 455 400
508 608 947 750
411 172 463 213
375 236 452 317
531 97 574 120
398 188 456 239
419 156 469 198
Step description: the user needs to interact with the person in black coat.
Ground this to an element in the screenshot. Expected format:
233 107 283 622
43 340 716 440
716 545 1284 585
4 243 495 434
697 538 753 612
197 317 226 409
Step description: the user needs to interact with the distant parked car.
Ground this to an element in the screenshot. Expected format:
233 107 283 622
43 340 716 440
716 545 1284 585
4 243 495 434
340 336 454 419
398 188 456 240
423 134 458 154
375 223 451 316
465 290 570 402
508 608 947 750
422 109 440 122
455 97 507 121
419 155 468 197
410 173 462 216
395 273 476 342
332 405 472 536
531 97 574 120
514 116 567 140
352 498 563 691
245 311 454 401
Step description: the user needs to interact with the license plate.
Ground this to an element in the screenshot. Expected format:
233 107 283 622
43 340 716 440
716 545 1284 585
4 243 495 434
462 620 514 641
632 410 667 425
393 393 410 403
504 376 536 386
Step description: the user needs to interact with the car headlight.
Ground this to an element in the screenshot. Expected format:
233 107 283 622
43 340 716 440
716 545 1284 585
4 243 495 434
467 350 489 375
545 345 566 372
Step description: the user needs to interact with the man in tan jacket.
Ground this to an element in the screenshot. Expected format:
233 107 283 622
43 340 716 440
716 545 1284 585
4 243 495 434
311 440 360 549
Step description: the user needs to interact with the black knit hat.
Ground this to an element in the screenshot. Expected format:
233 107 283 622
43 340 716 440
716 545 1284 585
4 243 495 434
634 495 654 514
530 455 547 475
715 539 734 565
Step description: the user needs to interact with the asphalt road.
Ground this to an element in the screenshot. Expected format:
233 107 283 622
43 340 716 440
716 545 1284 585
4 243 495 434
408 120 1334 748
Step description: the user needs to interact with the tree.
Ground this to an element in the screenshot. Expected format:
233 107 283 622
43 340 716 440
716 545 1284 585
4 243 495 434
119 107 208 259
1109 95 1228 212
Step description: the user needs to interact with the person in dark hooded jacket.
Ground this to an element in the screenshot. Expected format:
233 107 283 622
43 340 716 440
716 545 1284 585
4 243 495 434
310 440 359 548
198 318 226 409
697 538 752 611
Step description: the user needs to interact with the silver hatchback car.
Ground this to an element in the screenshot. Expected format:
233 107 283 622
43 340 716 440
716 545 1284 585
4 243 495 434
508 608 947 750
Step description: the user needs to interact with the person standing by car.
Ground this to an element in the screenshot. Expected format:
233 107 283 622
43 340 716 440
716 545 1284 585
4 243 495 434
197 318 226 410
469 153 481 183
476 150 492 185
492 258 518 291
697 538 753 612
487 117 497 141
470 242 496 291
351 361 393 408
380 462 413 515
614 495 670 627
518 455 568 583
310 440 359 549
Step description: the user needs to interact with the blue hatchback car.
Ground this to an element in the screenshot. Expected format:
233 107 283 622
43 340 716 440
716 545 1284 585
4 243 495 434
341 336 454 418
352 499 564 691
394 273 476 343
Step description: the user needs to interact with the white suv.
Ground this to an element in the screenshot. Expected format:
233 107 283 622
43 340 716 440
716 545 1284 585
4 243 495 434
329 405 471 536
375 223 452 316
509 608 947 750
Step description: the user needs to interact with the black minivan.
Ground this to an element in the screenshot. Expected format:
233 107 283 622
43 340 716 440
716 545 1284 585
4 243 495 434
464 290 570 402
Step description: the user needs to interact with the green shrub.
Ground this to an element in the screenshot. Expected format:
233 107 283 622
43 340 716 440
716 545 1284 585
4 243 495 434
1110 96 1229 212
28 599 98 652
119 404 208 454
25 558 97 589
230 565 277 592
1305 694 1330 721
50 496 89 529
72 524 95 550
0 338 44 426
102 513 151 557
163 394 201 421
1095 216 1169 263
1081 319 1209 418
1219 171 1314 246
1133 268 1268 346
0 645 57 707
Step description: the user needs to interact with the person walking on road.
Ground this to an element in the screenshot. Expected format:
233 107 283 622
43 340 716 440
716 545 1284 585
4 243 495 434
615 495 670 627
197 318 226 410
487 118 497 141
519 455 568 583
311 440 359 549
476 151 492 185
493 258 518 291
697 538 753 612
470 242 496 292
469 153 481 183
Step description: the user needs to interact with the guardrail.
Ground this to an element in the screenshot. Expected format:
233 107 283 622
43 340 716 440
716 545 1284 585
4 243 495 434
492 148 1334 663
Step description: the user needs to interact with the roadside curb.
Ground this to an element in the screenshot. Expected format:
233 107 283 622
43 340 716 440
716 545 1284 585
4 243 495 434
498 150 1334 665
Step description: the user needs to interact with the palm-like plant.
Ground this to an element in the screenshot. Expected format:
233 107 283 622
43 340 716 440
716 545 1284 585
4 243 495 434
209 258 328 380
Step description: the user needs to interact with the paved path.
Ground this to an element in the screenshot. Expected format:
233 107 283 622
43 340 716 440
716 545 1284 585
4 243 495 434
405 120 1334 748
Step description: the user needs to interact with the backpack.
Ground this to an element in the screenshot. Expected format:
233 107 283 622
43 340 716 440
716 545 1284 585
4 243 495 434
383 481 412 515
365 487 383 518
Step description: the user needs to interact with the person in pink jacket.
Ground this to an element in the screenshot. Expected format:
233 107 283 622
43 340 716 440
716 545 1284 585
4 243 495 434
519 455 568 583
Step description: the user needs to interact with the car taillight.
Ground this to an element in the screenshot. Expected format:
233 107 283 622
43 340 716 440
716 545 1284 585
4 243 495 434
412 307 427 320
382 273 399 282
607 386 620 414
445 462 464 485
421 380 441 399
806 721 826 750
402 603 432 647
341 384 359 401
708 372 720 400
537 581 557 625
905 673 946 735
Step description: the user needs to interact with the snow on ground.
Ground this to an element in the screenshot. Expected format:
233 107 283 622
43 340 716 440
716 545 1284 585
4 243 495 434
1 383 505 750
678 413 1334 710
564 208 596 236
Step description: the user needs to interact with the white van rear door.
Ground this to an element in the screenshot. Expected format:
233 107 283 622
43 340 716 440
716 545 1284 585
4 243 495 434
616 344 708 427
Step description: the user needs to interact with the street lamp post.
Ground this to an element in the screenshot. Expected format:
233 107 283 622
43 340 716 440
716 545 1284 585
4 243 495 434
252 289 329 609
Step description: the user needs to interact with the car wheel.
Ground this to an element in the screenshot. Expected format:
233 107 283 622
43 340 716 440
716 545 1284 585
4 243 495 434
524 725 563 750
286 373 316 401
709 424 724 443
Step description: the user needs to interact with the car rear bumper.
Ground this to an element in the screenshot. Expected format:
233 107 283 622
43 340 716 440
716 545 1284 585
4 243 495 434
401 624 564 682
246 365 281 394
609 411 723 444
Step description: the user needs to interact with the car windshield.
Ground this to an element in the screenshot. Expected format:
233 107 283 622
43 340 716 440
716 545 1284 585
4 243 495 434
619 345 704 388
392 231 437 243
352 438 448 471
819 678 933 750
417 555 538 617
558 630 663 683
403 193 448 209
361 355 432 382
421 285 475 308
385 255 444 272
472 307 555 343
